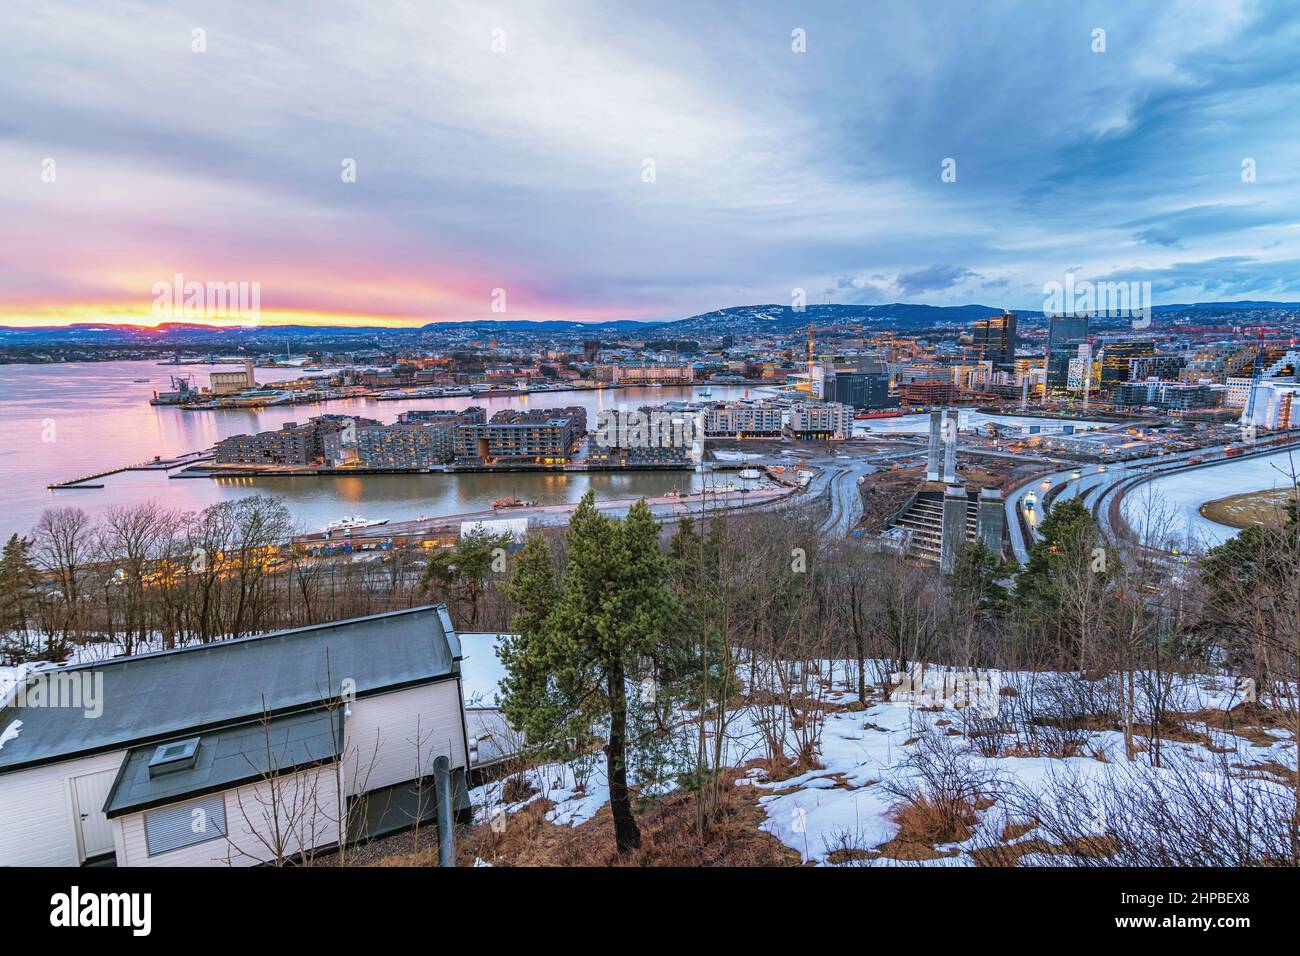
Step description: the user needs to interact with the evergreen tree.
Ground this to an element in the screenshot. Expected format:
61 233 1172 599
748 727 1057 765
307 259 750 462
499 492 677 854
421 527 512 628
1200 497 1300 674
0 534 40 657
1014 497 1102 619
948 539 1012 615
498 533 596 761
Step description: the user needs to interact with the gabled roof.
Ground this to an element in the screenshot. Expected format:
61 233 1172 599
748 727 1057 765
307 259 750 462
0 605 459 775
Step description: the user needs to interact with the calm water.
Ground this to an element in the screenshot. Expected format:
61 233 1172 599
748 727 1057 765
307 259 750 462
0 360 759 538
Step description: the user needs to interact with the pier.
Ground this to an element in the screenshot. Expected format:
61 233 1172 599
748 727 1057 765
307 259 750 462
48 451 213 489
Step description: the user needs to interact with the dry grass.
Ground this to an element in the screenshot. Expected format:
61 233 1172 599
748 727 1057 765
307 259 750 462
873 794 978 860
1178 702 1295 749
971 835 1121 867
372 774 804 867
1198 488 1297 530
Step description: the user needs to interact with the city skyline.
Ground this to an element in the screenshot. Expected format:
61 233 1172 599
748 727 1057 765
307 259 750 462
4 0 1299 329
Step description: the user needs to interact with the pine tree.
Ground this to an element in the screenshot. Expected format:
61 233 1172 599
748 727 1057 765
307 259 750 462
421 527 511 629
948 540 1012 615
1014 497 1101 620
498 533 595 761
499 493 677 854
0 533 39 652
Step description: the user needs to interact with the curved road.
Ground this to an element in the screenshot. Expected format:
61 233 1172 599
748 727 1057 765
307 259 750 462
1006 438 1300 564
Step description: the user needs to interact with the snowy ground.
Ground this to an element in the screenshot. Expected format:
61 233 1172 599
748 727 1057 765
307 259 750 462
469 660 1297 866
854 411 1106 437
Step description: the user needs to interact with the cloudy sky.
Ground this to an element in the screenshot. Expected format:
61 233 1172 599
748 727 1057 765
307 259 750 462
2 0 1298 326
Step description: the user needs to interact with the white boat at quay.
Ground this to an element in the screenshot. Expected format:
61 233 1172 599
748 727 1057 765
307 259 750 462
324 515 390 534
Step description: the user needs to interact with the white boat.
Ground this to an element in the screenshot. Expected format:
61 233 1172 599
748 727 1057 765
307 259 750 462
324 515 390 534
738 468 763 480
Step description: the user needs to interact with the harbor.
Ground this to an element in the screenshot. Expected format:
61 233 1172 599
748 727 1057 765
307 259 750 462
2 359 773 538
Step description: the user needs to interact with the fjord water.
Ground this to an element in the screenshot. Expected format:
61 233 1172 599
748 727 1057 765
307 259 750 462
0 360 753 538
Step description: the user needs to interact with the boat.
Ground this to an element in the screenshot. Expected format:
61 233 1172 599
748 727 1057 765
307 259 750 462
702 386 713 398
228 388 295 408
492 496 536 509
150 374 198 405
854 409 905 420
738 468 763 480
133 377 150 383
324 516 389 534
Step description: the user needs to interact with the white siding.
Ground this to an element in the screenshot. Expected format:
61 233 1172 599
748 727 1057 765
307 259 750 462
0 751 126 867
1 678 467 867
341 680 466 796
115 766 341 867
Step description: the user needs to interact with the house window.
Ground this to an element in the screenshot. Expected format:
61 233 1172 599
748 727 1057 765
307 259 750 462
144 794 227 857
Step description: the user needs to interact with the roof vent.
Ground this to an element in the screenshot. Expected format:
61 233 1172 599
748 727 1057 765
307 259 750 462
148 737 200 777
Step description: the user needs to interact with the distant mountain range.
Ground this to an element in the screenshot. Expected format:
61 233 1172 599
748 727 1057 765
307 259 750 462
3 300 1299 345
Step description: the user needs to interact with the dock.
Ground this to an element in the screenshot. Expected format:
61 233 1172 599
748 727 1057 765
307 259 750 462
48 451 213 489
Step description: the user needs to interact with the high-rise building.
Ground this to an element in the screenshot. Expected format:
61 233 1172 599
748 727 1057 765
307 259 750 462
1128 355 1186 381
830 370 896 409
972 311 1018 366
1097 340 1155 386
1047 314 1089 350
1046 348 1074 389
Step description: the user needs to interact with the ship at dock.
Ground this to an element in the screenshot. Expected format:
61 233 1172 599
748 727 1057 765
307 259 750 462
150 374 197 406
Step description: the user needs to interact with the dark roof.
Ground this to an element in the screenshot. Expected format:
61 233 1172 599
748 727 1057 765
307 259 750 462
0 605 459 775
104 708 343 817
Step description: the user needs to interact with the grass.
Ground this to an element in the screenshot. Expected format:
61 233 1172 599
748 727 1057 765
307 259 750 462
1199 487 1298 529
371 773 804 867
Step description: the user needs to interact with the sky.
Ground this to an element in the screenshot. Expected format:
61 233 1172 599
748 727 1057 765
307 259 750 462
2 0 1299 328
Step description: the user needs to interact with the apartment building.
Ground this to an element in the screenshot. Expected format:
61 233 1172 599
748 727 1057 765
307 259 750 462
214 415 381 466
702 403 784 438
355 421 456 468
453 407 587 464
607 364 695 385
588 406 694 468
788 402 853 440
396 407 486 427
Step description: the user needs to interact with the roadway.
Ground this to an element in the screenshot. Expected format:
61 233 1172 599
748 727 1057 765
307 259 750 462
1004 438 1300 564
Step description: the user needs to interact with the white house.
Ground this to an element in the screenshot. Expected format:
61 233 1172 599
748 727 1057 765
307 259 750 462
458 632 523 773
0 606 472 867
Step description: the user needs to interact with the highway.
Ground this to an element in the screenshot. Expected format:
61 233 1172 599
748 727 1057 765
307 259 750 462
1005 438 1300 564
819 460 877 538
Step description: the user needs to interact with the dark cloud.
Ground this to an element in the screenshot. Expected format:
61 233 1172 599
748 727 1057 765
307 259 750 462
895 264 977 296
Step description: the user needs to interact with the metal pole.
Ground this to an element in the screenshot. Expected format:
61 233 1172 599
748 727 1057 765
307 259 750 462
433 755 456 867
